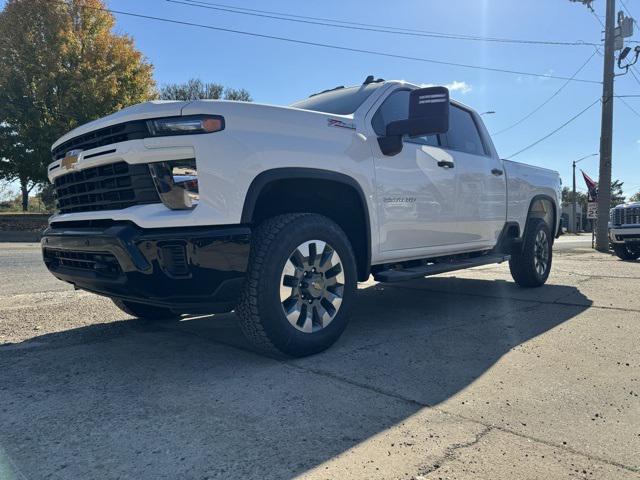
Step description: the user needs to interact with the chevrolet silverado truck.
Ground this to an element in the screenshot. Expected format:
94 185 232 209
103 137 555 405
610 202 640 260
42 76 561 357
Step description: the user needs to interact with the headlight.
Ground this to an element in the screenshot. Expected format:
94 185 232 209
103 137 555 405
146 115 224 136
149 159 199 210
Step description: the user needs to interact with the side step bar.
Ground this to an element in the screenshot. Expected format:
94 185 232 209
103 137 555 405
373 254 510 283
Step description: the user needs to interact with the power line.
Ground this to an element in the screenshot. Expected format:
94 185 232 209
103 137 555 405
590 9 606 28
169 0 603 47
628 66 640 87
507 98 601 159
618 95 640 117
71 4 602 84
491 50 598 136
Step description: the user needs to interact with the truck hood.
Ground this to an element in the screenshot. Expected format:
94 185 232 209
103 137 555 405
614 201 640 209
51 100 192 151
51 99 352 153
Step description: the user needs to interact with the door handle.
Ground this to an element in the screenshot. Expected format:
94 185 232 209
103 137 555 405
491 168 504 176
437 160 455 169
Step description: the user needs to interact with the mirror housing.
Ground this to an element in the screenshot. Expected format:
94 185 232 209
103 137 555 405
378 86 450 156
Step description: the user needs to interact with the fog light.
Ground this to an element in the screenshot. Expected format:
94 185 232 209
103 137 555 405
149 159 199 210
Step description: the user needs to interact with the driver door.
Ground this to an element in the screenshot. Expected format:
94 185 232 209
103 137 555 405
370 89 460 254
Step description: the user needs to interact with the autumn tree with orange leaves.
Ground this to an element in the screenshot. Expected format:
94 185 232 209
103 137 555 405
0 0 155 210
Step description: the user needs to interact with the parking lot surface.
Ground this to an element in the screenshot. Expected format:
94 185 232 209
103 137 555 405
0 237 638 479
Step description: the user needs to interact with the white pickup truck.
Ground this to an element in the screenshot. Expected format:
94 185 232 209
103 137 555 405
610 202 640 260
43 77 561 356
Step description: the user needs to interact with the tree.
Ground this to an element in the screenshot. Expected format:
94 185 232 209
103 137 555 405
564 179 626 209
610 179 626 207
562 187 588 207
0 0 155 210
159 78 252 102
630 191 640 203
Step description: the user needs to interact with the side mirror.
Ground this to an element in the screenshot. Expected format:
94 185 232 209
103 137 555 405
378 87 450 156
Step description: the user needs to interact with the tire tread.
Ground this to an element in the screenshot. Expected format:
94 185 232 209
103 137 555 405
236 213 309 354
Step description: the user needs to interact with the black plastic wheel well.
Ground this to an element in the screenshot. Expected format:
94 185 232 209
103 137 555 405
242 170 371 281
526 195 557 239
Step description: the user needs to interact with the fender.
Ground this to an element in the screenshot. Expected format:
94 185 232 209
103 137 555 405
241 167 372 279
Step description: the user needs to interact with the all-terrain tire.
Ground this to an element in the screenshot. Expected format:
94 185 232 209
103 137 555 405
112 298 179 320
509 218 553 288
613 243 640 261
236 213 357 357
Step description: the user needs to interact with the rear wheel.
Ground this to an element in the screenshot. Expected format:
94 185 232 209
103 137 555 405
112 298 179 320
237 213 357 357
613 243 640 261
509 218 553 287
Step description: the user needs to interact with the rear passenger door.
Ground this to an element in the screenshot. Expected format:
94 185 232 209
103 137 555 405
441 105 506 247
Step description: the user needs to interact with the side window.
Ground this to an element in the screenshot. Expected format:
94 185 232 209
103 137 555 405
371 90 438 147
442 106 487 156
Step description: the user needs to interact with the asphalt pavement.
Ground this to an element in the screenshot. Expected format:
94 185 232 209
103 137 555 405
0 238 638 480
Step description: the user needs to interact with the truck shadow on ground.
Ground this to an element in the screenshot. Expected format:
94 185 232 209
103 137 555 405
0 277 592 479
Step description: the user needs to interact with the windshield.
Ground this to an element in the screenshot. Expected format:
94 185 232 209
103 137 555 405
290 83 383 115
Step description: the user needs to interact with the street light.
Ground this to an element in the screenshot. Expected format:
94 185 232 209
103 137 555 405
480 111 496 116
571 153 598 233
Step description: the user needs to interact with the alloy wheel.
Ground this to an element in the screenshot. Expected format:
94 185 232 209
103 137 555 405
533 230 549 276
279 240 345 333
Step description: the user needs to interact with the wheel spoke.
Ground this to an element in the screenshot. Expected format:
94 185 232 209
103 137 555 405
315 302 333 327
319 245 336 270
323 290 343 311
280 260 300 302
283 298 302 325
290 249 305 269
299 304 314 333
308 241 317 265
324 263 343 280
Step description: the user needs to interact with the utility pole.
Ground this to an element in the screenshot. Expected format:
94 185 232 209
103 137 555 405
595 0 616 251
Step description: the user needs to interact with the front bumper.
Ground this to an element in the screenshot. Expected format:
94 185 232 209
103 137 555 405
609 226 640 244
42 222 250 313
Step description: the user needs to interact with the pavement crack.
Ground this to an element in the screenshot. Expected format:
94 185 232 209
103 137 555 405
416 425 493 476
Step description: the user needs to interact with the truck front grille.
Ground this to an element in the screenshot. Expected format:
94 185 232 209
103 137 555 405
612 207 640 226
51 120 149 161
54 161 160 214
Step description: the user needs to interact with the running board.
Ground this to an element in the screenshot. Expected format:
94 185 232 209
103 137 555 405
373 254 510 283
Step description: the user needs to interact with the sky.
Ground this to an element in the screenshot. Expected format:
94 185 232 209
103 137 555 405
5 0 640 197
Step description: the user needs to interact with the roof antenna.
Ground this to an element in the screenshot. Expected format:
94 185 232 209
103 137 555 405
363 75 384 85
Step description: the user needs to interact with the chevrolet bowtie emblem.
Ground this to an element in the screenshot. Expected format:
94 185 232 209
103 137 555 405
61 149 82 170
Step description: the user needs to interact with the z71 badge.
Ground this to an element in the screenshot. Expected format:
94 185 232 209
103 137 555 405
327 119 355 130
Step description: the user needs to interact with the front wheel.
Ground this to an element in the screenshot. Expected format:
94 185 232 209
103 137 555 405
509 218 553 288
613 243 640 261
237 213 357 357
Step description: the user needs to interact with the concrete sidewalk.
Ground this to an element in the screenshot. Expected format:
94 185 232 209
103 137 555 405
0 245 638 479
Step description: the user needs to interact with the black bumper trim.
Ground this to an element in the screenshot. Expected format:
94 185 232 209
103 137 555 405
42 222 250 313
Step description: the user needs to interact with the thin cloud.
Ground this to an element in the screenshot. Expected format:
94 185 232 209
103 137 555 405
422 80 472 94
